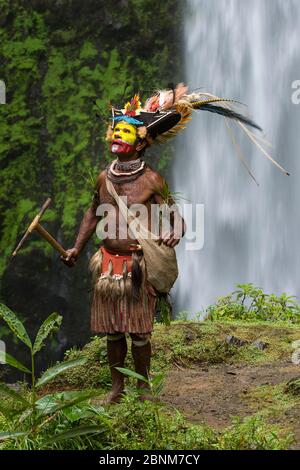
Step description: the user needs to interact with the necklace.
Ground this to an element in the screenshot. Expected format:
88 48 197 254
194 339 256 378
115 158 143 173
111 159 145 176
106 159 146 184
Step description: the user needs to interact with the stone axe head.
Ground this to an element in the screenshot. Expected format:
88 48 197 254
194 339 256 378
12 198 67 258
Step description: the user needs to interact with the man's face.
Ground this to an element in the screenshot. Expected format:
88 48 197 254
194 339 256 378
110 121 138 155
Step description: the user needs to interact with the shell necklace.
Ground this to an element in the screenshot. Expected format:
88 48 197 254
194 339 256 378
107 159 146 184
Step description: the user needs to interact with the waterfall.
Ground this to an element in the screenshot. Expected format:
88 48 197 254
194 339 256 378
173 0 300 315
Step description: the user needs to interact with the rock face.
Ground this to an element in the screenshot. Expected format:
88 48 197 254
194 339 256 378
225 336 269 351
290 340 300 365
225 335 248 347
251 340 269 350
185 333 196 343
291 340 300 350
0 0 181 378
291 350 300 365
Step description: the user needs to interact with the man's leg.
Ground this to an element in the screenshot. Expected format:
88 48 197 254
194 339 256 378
105 333 127 404
130 333 152 401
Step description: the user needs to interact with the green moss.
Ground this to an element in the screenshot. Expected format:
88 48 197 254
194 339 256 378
246 382 299 413
241 381 300 445
0 0 182 275
0 8 46 274
48 320 300 392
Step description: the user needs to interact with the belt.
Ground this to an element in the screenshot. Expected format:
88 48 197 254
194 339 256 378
102 244 142 256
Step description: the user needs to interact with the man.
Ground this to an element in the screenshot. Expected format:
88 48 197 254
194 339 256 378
61 84 264 404
62 93 186 403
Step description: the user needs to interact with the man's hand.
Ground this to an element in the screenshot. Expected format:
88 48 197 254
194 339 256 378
61 247 79 267
157 230 181 248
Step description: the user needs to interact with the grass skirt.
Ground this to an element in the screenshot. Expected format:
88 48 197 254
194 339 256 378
89 247 157 334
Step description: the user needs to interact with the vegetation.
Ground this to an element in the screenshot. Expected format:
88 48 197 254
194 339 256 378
1 1 298 452
28 283 299 393
104 397 292 451
50 318 300 391
0 283 299 450
0 1 182 268
207 283 300 323
0 0 183 368
0 303 104 448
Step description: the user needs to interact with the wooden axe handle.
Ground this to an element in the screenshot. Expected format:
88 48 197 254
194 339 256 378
27 197 52 233
12 198 68 259
35 223 68 258
40 197 52 216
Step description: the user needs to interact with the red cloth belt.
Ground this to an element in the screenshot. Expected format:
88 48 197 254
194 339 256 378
100 246 133 274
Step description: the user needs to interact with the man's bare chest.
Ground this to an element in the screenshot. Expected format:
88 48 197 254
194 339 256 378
99 182 154 207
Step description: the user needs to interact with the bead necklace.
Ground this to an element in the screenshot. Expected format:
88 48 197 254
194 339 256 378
106 159 146 184
115 158 143 172
110 159 145 176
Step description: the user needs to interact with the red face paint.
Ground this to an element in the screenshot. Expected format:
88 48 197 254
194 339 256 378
110 139 135 154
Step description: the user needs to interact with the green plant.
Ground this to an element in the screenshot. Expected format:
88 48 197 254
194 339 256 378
116 367 164 399
216 415 293 450
50 336 111 390
176 310 190 321
156 294 172 326
207 283 300 323
116 367 165 447
106 393 291 450
0 303 105 447
156 180 190 205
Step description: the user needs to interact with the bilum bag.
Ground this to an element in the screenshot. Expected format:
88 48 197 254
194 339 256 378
105 177 178 293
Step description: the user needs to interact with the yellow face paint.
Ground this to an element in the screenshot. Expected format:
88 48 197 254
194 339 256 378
112 122 137 146
110 121 139 154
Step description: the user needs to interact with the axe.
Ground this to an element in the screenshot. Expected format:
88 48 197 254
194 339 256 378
12 198 68 259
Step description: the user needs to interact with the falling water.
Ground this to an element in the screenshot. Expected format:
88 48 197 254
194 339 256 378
173 0 300 315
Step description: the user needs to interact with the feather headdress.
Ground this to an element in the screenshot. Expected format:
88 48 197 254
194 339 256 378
106 83 289 179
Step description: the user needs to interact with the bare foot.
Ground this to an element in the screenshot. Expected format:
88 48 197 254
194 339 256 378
102 389 125 405
138 393 155 402
137 386 155 402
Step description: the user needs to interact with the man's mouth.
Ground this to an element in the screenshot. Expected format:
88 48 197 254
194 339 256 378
111 138 125 147
111 139 134 154
111 140 122 152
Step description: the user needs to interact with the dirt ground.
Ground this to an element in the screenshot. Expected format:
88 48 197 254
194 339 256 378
161 361 300 449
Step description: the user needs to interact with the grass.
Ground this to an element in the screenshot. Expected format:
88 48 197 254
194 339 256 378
1 318 298 449
48 319 300 392
1 284 299 450
0 385 292 450
245 382 299 415
240 380 300 448
32 316 297 451
103 392 292 450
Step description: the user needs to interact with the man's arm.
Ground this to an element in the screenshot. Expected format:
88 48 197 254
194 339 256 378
150 172 186 248
61 171 105 267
